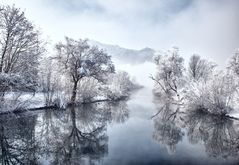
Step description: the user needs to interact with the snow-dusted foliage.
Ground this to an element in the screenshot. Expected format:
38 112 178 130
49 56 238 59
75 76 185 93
36 40 139 107
0 5 44 81
0 73 35 93
38 57 67 107
0 73 40 112
188 54 216 82
0 92 38 112
55 37 115 103
76 77 100 103
228 50 239 76
152 47 239 116
184 72 237 115
104 71 141 100
152 47 185 96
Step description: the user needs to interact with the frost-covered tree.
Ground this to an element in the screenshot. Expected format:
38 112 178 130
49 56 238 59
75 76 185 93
228 49 239 76
0 5 44 95
55 37 114 103
151 47 185 96
39 57 64 106
188 54 216 81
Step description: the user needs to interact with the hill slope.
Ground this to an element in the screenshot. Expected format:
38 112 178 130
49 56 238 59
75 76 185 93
89 40 155 64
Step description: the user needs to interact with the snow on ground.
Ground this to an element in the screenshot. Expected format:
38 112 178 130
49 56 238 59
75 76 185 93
1 92 45 112
229 111 239 118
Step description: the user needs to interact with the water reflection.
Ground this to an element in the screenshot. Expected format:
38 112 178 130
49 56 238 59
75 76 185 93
50 106 108 165
106 101 129 124
185 111 239 158
1 95 239 164
0 100 129 165
152 101 184 154
0 114 38 164
152 100 239 160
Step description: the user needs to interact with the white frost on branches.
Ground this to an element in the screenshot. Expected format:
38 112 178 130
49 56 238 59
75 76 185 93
183 72 238 115
152 47 239 115
152 47 185 99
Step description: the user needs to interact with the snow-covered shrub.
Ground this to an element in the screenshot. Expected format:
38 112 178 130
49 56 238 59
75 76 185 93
0 92 37 113
0 73 37 110
105 71 141 100
0 73 36 93
77 77 99 103
184 72 238 115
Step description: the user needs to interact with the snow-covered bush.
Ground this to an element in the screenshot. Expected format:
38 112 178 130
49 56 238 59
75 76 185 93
0 73 36 92
77 77 99 103
0 72 37 107
184 72 238 115
104 71 141 100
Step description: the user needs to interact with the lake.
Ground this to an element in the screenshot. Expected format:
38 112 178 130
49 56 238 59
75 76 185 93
0 88 239 165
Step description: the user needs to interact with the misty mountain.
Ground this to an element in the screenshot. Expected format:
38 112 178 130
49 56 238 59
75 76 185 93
89 40 155 64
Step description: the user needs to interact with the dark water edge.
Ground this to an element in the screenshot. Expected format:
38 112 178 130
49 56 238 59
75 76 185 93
0 88 239 165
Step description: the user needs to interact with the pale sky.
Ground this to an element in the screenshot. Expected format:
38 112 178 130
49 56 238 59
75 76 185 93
2 0 239 66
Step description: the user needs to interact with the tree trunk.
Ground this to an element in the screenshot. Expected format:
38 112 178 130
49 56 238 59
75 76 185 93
0 33 10 73
71 81 78 104
0 49 6 73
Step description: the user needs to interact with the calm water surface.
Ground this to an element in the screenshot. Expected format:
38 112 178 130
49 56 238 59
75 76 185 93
1 88 239 165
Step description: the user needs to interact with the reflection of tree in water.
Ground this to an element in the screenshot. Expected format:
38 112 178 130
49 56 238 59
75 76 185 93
0 100 129 164
104 101 129 124
185 111 239 158
52 105 108 165
49 101 129 164
36 109 68 158
152 96 239 159
0 114 38 164
152 101 184 154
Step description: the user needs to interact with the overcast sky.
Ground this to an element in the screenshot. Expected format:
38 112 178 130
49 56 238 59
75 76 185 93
2 0 239 66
